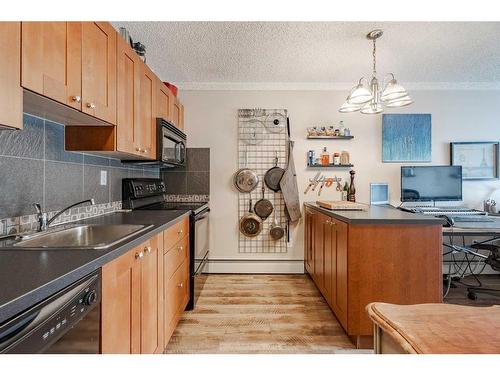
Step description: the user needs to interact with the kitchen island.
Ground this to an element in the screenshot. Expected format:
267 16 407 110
304 202 443 348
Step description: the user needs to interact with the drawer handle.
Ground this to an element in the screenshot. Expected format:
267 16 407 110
145 246 152 253
177 282 183 288
71 95 81 103
135 251 144 260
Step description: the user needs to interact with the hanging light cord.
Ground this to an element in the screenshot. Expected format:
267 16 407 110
372 38 377 77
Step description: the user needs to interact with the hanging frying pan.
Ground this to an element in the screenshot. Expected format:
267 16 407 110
239 196 263 237
269 192 285 241
233 146 259 193
264 151 285 192
254 184 274 220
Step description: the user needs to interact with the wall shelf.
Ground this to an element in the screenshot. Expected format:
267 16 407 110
307 135 354 140
307 164 354 168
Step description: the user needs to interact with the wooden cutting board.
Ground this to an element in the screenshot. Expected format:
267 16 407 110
316 200 367 211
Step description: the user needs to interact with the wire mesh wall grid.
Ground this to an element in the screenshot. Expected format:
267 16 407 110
237 108 288 253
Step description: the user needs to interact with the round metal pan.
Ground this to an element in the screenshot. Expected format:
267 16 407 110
254 185 273 220
239 197 262 237
264 152 285 192
234 147 259 193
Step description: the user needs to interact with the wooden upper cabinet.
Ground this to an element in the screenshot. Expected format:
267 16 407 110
81 22 116 124
138 65 155 159
21 22 82 110
155 78 173 122
0 22 22 129
116 35 140 155
172 97 184 130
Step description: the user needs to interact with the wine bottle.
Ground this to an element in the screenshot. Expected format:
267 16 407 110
347 170 356 202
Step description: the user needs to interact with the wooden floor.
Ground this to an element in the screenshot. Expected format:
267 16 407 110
165 274 356 354
164 273 500 354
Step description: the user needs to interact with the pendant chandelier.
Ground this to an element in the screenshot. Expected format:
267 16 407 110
339 29 413 114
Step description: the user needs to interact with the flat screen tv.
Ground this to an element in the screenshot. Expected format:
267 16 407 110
401 166 463 202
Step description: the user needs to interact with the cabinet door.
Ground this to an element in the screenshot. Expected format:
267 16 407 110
140 238 162 354
331 219 348 328
21 22 82 110
155 78 173 122
323 219 335 306
116 35 140 155
313 213 325 291
138 65 155 159
172 97 181 129
81 22 116 124
178 102 185 130
0 22 22 129
304 209 316 275
101 246 142 354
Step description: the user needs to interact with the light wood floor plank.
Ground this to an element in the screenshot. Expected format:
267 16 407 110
164 274 354 354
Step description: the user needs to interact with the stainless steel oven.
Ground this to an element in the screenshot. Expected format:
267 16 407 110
188 206 210 310
0 270 101 354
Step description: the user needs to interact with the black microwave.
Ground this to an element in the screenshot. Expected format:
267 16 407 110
123 118 186 168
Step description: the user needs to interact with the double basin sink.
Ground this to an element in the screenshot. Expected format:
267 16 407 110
9 224 153 250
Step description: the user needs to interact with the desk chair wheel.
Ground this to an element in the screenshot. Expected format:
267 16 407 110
467 291 478 300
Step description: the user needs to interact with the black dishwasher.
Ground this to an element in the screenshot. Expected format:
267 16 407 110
0 270 101 354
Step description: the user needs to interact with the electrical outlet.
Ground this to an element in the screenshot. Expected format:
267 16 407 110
100 170 107 186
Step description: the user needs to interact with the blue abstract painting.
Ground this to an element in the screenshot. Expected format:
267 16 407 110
382 114 432 162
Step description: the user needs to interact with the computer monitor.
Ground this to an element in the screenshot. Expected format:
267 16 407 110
401 166 463 202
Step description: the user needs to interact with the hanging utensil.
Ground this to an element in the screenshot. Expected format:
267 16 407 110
233 145 259 193
318 178 326 196
304 172 321 194
254 184 274 220
280 124 302 222
264 111 286 134
264 151 285 192
239 196 263 237
312 175 324 191
239 119 266 145
269 201 285 241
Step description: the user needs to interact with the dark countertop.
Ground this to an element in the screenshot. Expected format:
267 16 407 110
0 209 190 324
304 202 445 225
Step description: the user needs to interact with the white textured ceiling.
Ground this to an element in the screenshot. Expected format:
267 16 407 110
112 22 500 89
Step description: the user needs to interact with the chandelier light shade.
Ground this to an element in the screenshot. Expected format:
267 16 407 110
339 29 413 115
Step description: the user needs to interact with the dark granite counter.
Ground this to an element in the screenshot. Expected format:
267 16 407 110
305 202 445 225
0 209 190 323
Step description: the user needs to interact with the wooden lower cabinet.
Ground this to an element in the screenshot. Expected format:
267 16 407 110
304 205 443 347
101 218 190 354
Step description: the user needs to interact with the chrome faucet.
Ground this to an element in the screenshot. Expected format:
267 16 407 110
33 199 95 232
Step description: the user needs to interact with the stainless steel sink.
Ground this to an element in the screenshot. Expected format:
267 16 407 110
13 224 153 250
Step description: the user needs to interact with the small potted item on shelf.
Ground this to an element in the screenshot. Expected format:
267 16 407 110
326 126 335 136
307 127 317 137
339 121 345 136
308 150 315 165
334 128 340 136
333 152 340 165
344 128 351 137
319 127 327 136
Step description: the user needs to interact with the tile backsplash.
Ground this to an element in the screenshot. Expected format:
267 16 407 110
0 113 159 225
161 148 210 200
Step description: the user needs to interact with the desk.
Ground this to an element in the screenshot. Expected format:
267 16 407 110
367 302 500 354
443 217 500 237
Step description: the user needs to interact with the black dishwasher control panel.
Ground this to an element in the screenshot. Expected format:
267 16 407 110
0 270 101 354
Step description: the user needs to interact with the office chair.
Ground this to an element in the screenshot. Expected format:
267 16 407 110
466 243 500 300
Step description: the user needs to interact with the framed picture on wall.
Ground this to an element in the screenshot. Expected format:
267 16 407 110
382 114 432 163
450 141 499 180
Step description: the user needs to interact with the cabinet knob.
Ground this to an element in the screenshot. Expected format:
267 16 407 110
135 147 142 152
86 102 96 109
135 251 144 260
177 229 183 235
71 95 81 103
145 246 152 253
177 282 183 288
178 246 183 251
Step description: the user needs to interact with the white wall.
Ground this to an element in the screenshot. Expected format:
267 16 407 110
181 89 500 273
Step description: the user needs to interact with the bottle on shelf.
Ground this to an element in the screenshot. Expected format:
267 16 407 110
333 152 340 165
339 121 345 136
342 182 349 201
347 170 356 202
321 147 330 166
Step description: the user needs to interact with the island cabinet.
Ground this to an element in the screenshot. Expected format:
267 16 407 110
0 22 22 129
21 21 116 125
304 204 443 348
